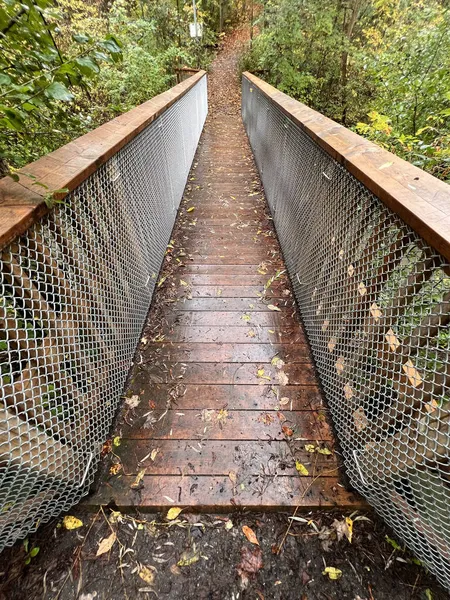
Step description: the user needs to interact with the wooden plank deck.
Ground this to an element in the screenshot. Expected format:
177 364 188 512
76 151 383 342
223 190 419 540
85 62 364 512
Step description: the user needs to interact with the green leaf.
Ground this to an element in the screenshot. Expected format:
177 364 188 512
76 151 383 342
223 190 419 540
0 73 11 86
44 82 74 102
75 56 100 76
29 547 39 558
72 33 91 44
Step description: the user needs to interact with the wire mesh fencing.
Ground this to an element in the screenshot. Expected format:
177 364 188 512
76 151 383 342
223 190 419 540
242 74 450 590
0 74 207 549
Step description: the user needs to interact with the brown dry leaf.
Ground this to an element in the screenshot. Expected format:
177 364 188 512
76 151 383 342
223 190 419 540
277 371 289 386
242 525 259 545
237 545 263 589
139 565 156 585
282 425 293 437
96 532 116 557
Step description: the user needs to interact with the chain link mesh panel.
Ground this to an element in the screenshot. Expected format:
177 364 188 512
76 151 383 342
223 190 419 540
0 75 207 548
242 75 450 590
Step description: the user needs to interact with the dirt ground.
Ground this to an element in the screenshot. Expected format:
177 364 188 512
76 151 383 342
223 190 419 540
0 507 448 600
0 27 449 600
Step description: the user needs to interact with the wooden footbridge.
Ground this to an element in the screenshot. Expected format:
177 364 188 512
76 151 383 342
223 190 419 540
1 47 450 590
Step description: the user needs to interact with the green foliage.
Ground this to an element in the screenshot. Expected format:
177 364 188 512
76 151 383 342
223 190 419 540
242 0 450 180
0 0 244 172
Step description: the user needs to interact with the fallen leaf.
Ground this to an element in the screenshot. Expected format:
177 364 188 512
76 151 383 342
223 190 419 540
277 371 289 386
167 507 183 521
96 532 116 556
128 469 145 490
257 368 271 381
333 517 352 543
247 330 256 338
295 461 309 476
322 566 342 580
186 207 195 212
150 448 160 461
229 471 237 484
268 304 281 312
180 279 188 286
170 563 181 576
241 314 251 322
125 395 140 409
279 397 290 406
271 356 285 369
237 545 263 589
317 446 332 455
305 444 316 453
282 425 293 437
113 436 121 447
178 549 200 566
139 565 156 585
242 525 259 545
62 515 83 530
225 519 233 530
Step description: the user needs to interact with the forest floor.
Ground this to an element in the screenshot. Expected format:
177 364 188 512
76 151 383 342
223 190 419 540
0 26 449 600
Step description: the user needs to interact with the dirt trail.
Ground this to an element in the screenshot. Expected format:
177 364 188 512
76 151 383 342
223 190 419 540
0 29 448 600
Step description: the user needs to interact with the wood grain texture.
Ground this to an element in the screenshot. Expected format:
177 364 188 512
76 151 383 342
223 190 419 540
243 72 450 262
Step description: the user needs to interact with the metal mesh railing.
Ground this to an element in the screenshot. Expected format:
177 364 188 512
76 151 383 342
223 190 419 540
0 75 207 548
242 75 450 589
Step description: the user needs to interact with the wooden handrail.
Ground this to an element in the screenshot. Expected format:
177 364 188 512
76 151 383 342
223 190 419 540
0 70 207 251
243 72 450 263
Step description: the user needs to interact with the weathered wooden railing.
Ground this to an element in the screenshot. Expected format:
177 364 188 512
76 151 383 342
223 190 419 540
0 71 207 547
242 72 450 590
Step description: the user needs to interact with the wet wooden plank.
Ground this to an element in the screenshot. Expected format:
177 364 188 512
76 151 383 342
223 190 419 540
175 298 294 311
143 342 310 363
115 439 337 475
140 362 319 385
86 474 363 510
183 285 287 298
161 326 305 343
170 311 298 327
119 409 331 441
127 385 324 411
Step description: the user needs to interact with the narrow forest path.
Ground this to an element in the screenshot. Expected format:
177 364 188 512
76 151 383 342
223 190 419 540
87 29 361 512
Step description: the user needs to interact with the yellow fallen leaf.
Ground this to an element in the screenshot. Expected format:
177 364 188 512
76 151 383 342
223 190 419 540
247 330 256 338
96 532 116 556
241 314 251 322
178 550 200 566
229 471 237 484
242 525 259 545
317 447 332 455
305 444 316 453
180 279 188 286
62 515 83 530
187 207 195 212
256 368 271 381
295 461 309 476
139 565 156 585
225 519 233 530
131 468 146 489
345 517 353 543
323 567 342 580
268 304 281 312
167 507 183 521
113 436 121 447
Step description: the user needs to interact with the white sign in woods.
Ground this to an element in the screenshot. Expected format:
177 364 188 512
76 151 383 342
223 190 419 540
189 22 203 38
